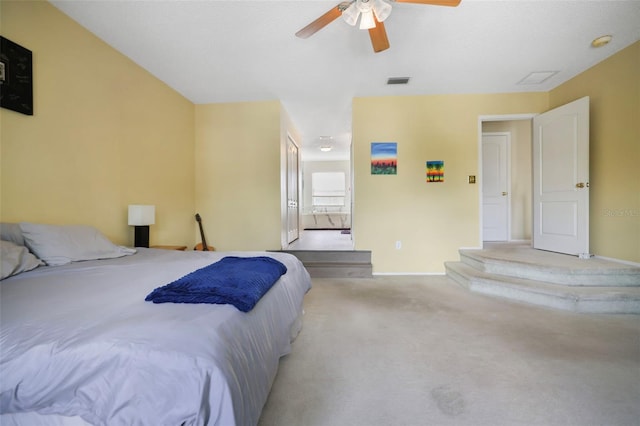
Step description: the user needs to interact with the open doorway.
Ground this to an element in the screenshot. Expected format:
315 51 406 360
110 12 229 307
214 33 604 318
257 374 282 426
479 115 536 247
287 158 354 251
480 98 590 255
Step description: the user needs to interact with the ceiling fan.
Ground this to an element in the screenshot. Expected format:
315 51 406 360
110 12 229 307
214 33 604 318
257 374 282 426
295 0 461 53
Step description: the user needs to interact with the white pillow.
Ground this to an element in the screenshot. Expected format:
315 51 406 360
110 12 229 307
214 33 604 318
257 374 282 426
0 222 25 246
19 223 136 266
1 240 43 280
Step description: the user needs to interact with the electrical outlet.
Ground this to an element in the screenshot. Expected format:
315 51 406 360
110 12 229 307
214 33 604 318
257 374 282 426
395 241 402 250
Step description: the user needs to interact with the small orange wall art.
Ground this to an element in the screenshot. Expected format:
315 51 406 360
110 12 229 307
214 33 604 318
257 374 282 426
371 142 397 175
426 161 444 182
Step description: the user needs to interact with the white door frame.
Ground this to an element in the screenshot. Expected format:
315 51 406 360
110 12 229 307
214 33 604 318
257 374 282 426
482 131 511 242
477 114 537 248
281 133 301 249
287 135 301 245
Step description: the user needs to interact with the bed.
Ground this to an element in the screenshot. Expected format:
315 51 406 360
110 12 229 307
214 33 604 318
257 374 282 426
0 223 311 425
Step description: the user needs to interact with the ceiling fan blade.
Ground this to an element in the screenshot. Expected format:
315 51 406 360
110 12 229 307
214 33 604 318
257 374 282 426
394 0 461 6
295 4 345 39
368 18 390 53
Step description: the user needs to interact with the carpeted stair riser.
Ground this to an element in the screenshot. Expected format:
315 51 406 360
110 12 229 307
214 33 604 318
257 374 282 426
276 250 373 278
446 248 640 314
459 250 640 286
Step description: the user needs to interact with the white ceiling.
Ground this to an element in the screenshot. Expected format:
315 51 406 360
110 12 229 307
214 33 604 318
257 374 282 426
50 0 640 161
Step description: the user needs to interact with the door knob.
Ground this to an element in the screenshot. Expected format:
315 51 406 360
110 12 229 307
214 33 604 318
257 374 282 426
576 182 585 188
502 192 507 196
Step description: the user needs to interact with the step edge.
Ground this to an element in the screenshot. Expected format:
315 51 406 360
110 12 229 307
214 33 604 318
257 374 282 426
457 253 640 286
459 250 640 276
446 261 640 299
446 263 640 313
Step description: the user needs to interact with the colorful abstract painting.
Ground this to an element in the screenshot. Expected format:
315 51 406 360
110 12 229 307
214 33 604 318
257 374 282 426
371 142 397 175
426 160 444 182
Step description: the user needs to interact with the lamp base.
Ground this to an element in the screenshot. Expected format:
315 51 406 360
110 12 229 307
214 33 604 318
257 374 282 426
134 225 150 248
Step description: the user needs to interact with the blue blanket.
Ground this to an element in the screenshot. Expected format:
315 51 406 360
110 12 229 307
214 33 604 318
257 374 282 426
145 256 287 312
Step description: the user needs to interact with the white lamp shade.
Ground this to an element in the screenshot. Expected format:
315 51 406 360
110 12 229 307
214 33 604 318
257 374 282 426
342 2 359 26
128 205 155 226
372 0 392 22
359 10 376 29
342 0 392 28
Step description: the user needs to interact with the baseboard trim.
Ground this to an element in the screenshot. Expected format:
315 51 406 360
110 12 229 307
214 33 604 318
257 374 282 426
303 228 350 231
373 272 446 276
594 255 640 267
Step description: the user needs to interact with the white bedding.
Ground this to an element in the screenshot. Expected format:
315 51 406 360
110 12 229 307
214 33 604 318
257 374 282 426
0 249 311 425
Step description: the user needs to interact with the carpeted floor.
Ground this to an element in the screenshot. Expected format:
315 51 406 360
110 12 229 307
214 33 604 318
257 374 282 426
258 275 640 426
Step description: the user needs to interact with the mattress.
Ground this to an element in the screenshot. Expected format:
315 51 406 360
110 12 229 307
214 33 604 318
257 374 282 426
0 248 311 425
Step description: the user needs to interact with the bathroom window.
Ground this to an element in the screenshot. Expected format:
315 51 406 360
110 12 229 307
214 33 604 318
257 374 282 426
312 172 345 208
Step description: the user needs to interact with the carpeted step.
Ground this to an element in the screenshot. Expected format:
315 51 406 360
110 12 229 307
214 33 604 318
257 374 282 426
445 261 640 314
304 262 373 278
459 248 640 286
274 250 373 278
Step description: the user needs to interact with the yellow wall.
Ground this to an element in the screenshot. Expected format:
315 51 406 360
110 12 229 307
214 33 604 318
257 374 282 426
0 1 195 247
549 41 640 263
353 93 548 273
2 1 636 266
195 101 283 251
354 43 639 272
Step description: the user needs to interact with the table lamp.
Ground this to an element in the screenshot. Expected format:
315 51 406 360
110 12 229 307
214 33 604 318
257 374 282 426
128 204 155 248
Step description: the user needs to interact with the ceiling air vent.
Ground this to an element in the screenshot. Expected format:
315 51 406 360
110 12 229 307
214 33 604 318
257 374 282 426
387 77 410 85
517 71 558 85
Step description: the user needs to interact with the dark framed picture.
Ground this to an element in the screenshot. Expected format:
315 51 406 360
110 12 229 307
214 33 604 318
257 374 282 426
0 36 33 115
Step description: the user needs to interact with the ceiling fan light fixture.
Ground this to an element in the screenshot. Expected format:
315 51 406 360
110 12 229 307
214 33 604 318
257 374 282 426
359 10 376 29
342 0 392 29
372 0 392 22
297 0 461 52
342 3 360 26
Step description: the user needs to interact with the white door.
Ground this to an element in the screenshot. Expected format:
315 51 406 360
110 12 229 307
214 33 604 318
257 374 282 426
286 137 300 244
482 133 510 241
533 96 589 256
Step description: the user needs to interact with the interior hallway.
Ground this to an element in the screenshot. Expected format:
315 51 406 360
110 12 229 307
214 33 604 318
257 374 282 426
259 275 640 426
287 230 354 251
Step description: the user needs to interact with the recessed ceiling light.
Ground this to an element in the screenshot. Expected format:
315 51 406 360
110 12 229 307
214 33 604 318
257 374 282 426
320 146 332 152
517 71 558 85
591 35 612 48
